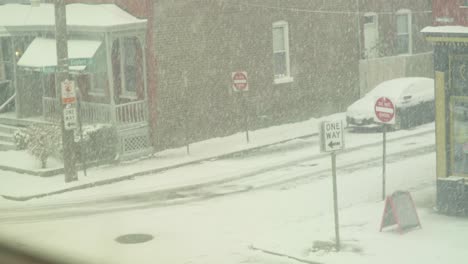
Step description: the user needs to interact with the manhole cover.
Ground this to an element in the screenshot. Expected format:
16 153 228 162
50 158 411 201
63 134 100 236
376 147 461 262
115 234 154 244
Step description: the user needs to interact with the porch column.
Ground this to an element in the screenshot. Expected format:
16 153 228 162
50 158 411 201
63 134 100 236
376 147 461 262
138 35 148 101
105 32 117 124
11 38 19 118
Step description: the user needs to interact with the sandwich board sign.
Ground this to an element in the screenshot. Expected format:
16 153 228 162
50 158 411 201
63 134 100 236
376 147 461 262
380 191 421 233
320 120 345 153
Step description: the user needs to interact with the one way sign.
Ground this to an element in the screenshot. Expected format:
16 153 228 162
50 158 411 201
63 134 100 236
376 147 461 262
320 120 345 153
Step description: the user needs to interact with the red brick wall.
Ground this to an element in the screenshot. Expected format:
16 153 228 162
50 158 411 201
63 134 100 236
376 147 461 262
433 0 468 26
63 0 149 18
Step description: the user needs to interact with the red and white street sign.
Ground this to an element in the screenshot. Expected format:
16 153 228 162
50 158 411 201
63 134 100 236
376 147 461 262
232 71 249 92
374 97 395 124
61 79 76 104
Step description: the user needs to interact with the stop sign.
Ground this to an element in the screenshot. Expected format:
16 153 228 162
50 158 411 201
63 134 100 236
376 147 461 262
232 71 249 92
374 97 395 124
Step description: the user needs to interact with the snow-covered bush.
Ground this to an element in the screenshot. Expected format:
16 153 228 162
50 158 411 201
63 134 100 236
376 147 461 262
13 129 29 150
25 124 61 168
74 124 118 163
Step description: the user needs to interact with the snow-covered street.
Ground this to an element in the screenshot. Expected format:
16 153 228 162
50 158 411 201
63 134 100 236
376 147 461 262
1 121 464 264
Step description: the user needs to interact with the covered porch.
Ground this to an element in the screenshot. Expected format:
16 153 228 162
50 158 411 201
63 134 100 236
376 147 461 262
0 3 152 158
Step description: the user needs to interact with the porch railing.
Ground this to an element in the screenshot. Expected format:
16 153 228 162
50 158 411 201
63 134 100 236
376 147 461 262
42 97 148 126
115 100 148 126
80 101 113 124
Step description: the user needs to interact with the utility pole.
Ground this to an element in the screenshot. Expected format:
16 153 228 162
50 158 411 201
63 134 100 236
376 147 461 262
55 0 77 182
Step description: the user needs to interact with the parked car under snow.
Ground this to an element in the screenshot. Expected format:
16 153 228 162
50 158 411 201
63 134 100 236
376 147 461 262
346 77 435 129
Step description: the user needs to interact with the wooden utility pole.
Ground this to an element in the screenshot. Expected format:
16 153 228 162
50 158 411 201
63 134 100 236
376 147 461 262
55 0 77 182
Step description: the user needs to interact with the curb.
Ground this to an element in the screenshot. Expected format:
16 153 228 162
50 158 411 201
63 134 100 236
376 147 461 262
1 133 318 201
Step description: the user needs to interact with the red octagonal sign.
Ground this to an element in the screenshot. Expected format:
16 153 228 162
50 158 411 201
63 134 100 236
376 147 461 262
232 71 249 92
374 97 395 124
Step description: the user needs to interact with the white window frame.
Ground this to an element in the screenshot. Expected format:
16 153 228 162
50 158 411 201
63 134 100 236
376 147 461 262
396 9 412 55
363 12 379 58
273 21 293 84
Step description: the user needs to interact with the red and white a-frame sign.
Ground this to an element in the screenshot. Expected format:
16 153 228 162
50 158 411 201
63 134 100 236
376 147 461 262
380 191 422 234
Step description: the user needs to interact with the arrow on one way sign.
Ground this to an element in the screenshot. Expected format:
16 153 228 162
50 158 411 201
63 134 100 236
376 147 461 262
328 141 341 149
320 120 345 153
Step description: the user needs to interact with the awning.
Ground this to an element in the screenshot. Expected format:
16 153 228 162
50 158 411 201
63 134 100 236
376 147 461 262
17 37 102 72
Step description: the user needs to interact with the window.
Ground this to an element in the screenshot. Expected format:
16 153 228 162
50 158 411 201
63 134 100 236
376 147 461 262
463 0 468 7
116 37 143 98
273 21 292 83
363 13 379 58
396 10 412 55
88 45 106 95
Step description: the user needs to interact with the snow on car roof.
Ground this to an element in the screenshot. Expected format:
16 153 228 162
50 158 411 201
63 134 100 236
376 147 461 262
369 77 433 98
0 3 146 30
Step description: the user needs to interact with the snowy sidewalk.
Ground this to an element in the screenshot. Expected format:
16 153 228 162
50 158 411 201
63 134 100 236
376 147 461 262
0 113 346 200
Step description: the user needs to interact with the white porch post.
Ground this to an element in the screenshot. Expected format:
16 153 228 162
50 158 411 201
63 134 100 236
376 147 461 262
139 35 148 101
11 38 19 118
105 32 117 124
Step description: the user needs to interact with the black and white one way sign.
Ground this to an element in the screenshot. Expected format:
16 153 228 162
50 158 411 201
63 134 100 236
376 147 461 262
320 120 345 152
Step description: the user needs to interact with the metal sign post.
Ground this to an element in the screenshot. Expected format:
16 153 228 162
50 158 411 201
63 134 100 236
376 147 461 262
331 151 340 251
382 124 387 200
183 74 191 155
374 97 395 201
76 87 87 177
232 71 250 143
320 120 345 251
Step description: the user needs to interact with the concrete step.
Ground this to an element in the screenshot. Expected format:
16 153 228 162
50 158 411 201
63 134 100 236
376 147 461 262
0 116 47 127
0 140 16 151
0 123 18 134
0 132 13 143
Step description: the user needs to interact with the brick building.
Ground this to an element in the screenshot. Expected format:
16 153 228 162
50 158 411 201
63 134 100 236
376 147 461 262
0 0 433 153
150 0 433 148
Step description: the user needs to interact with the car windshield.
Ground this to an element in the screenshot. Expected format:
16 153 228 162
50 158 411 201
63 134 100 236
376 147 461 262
0 1 465 264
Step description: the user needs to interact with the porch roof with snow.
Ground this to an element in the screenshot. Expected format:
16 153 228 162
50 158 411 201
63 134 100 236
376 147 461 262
17 37 102 72
422 26 468 43
0 3 147 33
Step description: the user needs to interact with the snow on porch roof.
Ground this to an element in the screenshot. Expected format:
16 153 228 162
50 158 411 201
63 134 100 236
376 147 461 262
17 37 102 71
421 26 468 35
0 3 146 32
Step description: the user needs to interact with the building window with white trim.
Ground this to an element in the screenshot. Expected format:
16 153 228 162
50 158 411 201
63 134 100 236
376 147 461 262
273 21 292 83
396 10 412 55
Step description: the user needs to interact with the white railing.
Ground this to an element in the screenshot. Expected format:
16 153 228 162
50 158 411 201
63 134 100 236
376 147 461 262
42 97 61 122
0 92 15 113
42 97 148 126
80 101 113 124
43 97 112 124
115 100 148 126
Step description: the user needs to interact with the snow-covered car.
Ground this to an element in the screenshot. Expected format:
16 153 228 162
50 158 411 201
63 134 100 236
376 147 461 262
346 77 435 129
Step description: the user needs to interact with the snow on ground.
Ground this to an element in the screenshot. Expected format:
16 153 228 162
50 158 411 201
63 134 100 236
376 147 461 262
0 150 62 170
1 148 459 264
0 112 435 198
